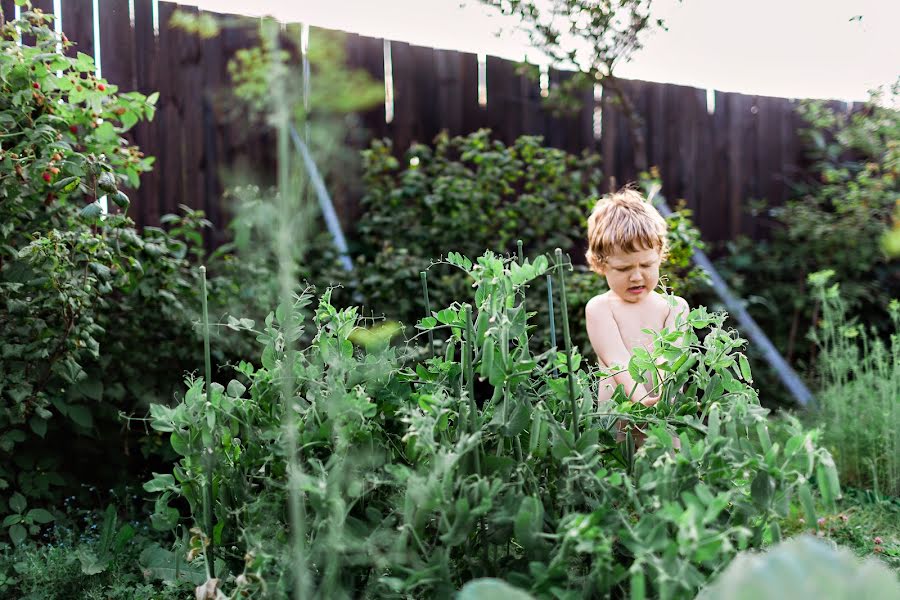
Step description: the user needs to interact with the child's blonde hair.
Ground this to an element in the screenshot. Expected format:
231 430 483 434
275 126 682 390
585 187 669 274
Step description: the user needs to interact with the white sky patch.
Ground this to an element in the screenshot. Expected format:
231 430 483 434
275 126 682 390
179 0 899 102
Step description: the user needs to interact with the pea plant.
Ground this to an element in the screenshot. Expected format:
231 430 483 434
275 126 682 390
146 249 840 599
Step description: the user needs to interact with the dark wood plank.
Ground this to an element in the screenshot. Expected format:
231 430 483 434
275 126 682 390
345 33 387 141
0 1 16 24
519 64 545 140
154 1 180 218
409 43 439 144
97 0 134 90
387 40 414 152
460 51 486 135
131 0 160 227
60 0 94 59
709 90 731 243
434 47 464 137
486 55 518 144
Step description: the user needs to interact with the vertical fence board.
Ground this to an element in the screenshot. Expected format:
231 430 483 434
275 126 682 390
60 0 93 59
434 48 464 137
345 33 387 141
97 0 134 90
0 1 15 23
130 0 159 227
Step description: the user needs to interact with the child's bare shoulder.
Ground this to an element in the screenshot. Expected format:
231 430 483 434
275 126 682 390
585 291 614 315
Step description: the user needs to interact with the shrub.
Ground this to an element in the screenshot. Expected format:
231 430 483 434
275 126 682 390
807 271 899 497
338 131 705 358
145 250 838 599
0 7 254 543
719 85 899 377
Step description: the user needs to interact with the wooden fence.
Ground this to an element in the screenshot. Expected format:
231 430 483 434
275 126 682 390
2 0 858 244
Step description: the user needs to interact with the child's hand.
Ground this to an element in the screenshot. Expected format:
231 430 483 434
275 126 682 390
640 394 660 408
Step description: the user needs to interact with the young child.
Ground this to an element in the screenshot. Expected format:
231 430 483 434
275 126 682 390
584 187 690 412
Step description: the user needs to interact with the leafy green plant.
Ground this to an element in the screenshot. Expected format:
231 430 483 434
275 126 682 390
344 131 705 359
806 271 899 497
719 84 899 380
0 5 258 544
145 248 839 599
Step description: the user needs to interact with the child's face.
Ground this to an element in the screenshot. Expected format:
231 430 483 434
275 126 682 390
599 246 662 303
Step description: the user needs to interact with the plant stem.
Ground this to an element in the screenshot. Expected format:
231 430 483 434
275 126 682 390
555 249 579 440
199 265 215 580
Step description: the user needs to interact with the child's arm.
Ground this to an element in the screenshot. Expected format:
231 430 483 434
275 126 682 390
585 297 657 406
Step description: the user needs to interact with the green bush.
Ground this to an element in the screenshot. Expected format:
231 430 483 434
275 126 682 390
807 272 899 497
0 7 254 544
145 250 838 599
0 504 194 600
334 130 705 358
719 86 899 377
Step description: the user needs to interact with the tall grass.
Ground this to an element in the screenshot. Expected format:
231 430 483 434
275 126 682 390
809 272 900 497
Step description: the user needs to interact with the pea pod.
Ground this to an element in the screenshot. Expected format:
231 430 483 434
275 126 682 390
480 337 495 381
798 482 817 526
677 401 698 416
756 422 772 453
444 338 456 363
630 566 645 600
528 408 542 455
769 520 782 544
706 403 721 439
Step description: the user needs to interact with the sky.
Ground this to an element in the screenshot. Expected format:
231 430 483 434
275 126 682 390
181 0 899 102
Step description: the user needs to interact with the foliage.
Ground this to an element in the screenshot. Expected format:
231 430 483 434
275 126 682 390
719 86 900 379
0 6 253 544
342 130 705 358
696 535 900 599
806 272 899 497
778 486 900 572
477 0 668 118
0 504 193 600
145 250 838 599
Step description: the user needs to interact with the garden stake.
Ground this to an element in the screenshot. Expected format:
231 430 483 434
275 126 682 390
547 273 557 376
199 265 216 580
555 249 579 440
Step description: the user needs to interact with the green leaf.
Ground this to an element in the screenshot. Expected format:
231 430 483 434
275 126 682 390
79 201 103 220
139 543 207 585
9 492 26 513
77 548 109 575
52 176 80 192
513 496 544 553
111 190 130 210
9 524 26 545
144 473 176 493
226 379 246 398
29 416 47 438
738 354 752 382
2 514 22 527
67 405 93 428
26 508 54 524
